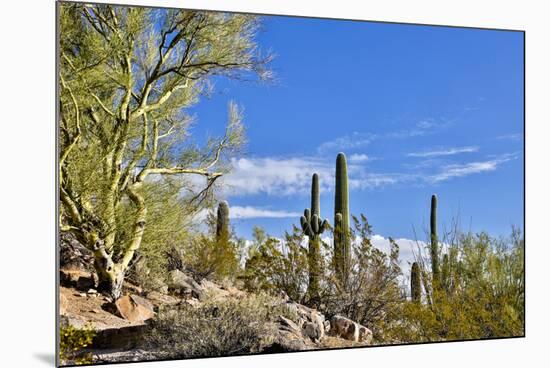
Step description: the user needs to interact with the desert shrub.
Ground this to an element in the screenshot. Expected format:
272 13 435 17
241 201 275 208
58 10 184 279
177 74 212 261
385 228 524 343
59 323 96 365
320 215 404 342
241 217 404 343
146 293 282 358
241 226 309 302
128 201 244 287
180 234 243 281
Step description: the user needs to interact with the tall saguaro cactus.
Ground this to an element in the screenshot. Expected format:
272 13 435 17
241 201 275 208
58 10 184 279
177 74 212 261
430 194 439 282
411 262 421 303
216 201 230 242
300 173 328 303
334 152 350 285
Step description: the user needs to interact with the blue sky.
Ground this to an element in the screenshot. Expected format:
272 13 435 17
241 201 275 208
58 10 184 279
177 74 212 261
189 14 524 244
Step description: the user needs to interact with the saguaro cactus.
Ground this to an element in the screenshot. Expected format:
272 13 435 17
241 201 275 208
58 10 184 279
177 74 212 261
216 201 230 241
334 152 350 285
411 262 421 303
300 173 328 303
430 194 439 282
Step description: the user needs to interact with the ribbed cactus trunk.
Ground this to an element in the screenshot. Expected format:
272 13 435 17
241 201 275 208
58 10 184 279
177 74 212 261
334 152 350 286
430 194 439 283
301 173 328 305
411 262 421 303
216 201 230 242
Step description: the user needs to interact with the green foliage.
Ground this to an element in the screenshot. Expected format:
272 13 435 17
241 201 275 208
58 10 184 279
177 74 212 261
386 229 524 343
334 153 350 285
241 226 309 301
59 324 96 365
146 293 281 358
59 2 271 298
182 211 243 281
322 215 403 342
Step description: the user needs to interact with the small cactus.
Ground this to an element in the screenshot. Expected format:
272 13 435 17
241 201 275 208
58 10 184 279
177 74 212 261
300 173 328 304
216 201 230 241
411 262 421 303
430 194 439 282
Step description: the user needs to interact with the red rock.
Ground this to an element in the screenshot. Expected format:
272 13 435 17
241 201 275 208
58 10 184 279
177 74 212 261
114 294 155 322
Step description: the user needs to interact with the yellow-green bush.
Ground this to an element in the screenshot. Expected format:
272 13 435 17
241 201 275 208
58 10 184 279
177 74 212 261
59 324 96 365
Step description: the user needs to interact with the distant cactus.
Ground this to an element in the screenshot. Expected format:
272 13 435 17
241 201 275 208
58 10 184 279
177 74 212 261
411 262 421 303
334 153 350 285
430 194 439 282
300 173 328 303
441 253 450 292
216 201 230 241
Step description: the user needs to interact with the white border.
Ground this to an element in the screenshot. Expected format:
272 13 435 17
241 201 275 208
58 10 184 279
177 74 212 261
1 0 548 367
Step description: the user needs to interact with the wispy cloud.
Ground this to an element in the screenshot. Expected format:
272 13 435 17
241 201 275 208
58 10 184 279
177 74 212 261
317 118 452 153
429 154 515 183
230 206 301 219
317 132 377 153
407 146 479 158
496 133 522 141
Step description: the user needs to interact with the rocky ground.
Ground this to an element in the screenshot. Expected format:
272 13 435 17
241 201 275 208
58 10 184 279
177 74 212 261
59 241 373 364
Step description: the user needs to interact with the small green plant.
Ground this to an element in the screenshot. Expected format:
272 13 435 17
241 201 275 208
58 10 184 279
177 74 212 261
59 323 96 365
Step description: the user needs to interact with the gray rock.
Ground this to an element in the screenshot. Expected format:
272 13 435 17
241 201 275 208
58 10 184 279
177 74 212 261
329 315 372 344
168 270 203 299
302 321 322 342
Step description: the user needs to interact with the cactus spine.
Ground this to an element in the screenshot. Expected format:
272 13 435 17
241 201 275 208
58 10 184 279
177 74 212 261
411 262 421 303
334 152 350 285
430 194 439 283
216 201 230 241
300 173 328 303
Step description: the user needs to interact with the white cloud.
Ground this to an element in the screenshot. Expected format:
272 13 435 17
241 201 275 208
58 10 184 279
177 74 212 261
429 159 503 182
230 206 301 219
222 156 410 197
220 151 519 198
407 146 479 158
349 153 370 163
222 156 333 196
370 234 423 270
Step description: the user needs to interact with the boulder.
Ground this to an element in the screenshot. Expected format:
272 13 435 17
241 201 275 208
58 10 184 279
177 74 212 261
114 295 155 323
59 293 69 315
329 315 372 344
302 321 322 342
146 291 180 307
282 302 326 339
168 270 203 299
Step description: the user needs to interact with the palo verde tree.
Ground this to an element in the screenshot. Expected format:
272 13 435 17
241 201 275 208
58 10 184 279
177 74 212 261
59 3 271 299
